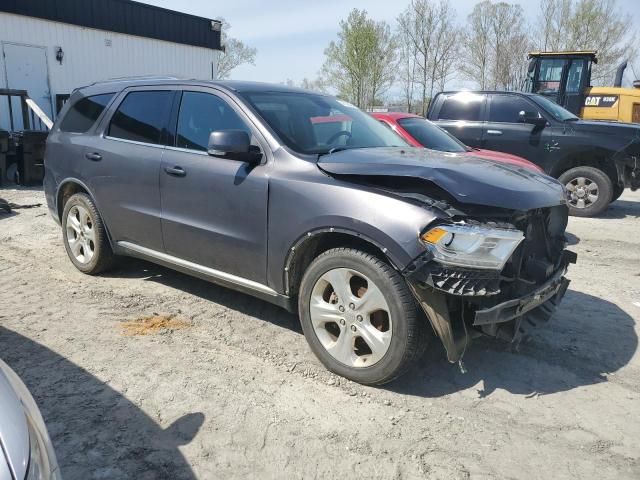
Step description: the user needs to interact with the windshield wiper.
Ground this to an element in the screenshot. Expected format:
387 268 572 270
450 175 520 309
317 146 354 158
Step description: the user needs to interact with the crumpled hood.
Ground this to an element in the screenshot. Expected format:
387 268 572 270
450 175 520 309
318 147 566 211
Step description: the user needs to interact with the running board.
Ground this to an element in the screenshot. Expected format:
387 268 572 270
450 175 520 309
117 241 278 297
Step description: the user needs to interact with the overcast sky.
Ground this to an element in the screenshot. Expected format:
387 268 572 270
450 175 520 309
142 0 639 87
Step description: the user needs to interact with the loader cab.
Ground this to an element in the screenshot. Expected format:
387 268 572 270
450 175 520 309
524 51 596 116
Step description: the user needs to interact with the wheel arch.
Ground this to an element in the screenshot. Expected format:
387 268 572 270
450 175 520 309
56 179 114 248
549 151 620 188
283 228 406 299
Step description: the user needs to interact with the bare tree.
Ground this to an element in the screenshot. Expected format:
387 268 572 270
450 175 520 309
460 1 493 89
490 3 531 90
398 28 419 112
397 0 459 115
534 0 638 84
461 1 531 90
215 19 257 80
282 78 328 93
537 0 572 51
431 5 460 94
299 77 328 93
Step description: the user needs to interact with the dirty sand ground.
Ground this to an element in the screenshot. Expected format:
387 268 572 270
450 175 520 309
1 186 639 480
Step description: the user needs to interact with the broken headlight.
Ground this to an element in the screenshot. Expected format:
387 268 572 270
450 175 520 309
421 224 524 270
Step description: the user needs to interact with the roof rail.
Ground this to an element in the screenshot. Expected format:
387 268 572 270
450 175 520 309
79 75 185 90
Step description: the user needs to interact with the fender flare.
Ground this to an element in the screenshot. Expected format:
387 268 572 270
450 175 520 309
55 177 115 249
282 226 410 296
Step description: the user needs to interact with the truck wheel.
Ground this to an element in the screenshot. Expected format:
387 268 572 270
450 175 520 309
298 248 427 385
62 193 114 274
559 166 613 217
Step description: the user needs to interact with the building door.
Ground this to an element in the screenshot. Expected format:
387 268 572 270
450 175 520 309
2 43 53 130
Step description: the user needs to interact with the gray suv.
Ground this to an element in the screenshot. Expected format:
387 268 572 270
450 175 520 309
44 79 576 385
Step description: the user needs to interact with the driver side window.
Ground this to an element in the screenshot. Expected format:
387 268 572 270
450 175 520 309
176 91 252 151
489 95 540 123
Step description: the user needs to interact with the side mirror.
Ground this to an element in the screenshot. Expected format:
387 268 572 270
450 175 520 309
207 130 261 163
519 111 547 128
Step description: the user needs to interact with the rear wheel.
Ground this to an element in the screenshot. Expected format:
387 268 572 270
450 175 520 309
62 193 114 274
298 248 427 385
559 166 613 217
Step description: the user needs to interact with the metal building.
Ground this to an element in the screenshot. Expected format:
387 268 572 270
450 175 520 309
0 0 223 130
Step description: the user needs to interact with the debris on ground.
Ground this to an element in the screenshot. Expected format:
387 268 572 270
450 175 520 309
119 314 191 336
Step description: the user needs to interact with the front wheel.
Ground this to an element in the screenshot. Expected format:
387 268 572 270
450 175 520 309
559 166 613 217
298 248 427 385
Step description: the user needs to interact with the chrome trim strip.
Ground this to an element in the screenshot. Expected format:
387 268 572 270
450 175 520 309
104 135 165 149
165 145 208 156
118 241 277 296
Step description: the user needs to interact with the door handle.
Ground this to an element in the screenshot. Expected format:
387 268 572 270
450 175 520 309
164 166 186 177
85 152 102 161
486 130 503 136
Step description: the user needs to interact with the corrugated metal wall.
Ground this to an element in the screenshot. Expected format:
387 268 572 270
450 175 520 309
0 13 221 124
1 0 222 50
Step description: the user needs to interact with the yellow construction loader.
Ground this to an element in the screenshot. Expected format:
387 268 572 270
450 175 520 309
524 51 640 124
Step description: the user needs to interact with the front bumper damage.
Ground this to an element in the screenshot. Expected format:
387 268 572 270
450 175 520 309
404 248 577 364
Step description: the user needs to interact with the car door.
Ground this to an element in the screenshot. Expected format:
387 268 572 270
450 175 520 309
82 88 175 251
160 88 269 284
482 94 553 169
430 92 487 148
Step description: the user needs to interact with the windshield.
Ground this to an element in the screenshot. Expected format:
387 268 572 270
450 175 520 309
238 92 408 155
397 117 467 153
531 95 579 121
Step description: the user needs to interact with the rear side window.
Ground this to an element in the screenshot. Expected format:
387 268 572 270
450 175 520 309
176 91 251 151
108 91 173 145
489 95 538 123
438 94 485 121
59 93 114 133
397 117 466 152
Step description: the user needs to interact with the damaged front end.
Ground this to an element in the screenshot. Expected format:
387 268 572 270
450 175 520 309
316 146 577 363
404 204 577 363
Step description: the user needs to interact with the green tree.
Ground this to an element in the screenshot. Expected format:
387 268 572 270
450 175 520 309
320 9 397 108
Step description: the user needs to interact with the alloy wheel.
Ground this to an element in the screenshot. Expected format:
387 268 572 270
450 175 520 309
309 268 393 367
66 205 96 264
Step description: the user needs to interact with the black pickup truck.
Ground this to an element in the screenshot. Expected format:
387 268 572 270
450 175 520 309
427 91 640 216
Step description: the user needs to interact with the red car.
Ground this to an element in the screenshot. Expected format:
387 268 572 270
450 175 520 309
371 112 542 172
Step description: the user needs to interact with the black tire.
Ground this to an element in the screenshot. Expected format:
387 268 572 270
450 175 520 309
611 184 625 203
298 248 427 385
61 193 114 274
558 166 613 217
